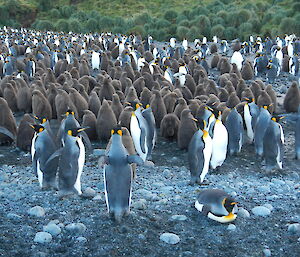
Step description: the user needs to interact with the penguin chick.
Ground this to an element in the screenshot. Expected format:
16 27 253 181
195 189 238 223
283 81 300 113
160 113 180 140
16 114 35 151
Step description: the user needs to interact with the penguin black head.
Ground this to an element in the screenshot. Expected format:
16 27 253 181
33 116 47 124
271 115 284 123
30 124 45 133
111 125 123 136
125 101 142 111
223 197 238 214
65 109 75 116
67 127 87 137
244 97 255 103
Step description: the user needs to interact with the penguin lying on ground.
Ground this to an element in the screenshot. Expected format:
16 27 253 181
99 125 144 222
195 189 238 223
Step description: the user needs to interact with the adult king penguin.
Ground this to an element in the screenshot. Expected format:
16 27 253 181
243 98 260 143
195 189 238 223
101 126 144 222
142 104 156 160
188 120 212 185
30 124 58 190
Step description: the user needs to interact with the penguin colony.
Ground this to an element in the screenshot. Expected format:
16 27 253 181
0 26 300 222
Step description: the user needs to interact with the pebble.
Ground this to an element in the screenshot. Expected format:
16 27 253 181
238 208 250 218
271 178 285 185
28 206 45 217
288 223 300 234
92 194 103 201
230 191 237 197
34 232 52 244
252 206 271 217
43 223 61 236
138 234 146 240
170 215 187 221
227 224 236 231
266 195 279 201
263 204 274 211
76 237 87 243
92 149 105 156
160 233 180 245
136 189 155 200
65 223 87 234
153 182 165 188
263 248 271 257
132 199 147 210
7 213 22 220
160 186 173 194
48 219 59 225
81 187 96 199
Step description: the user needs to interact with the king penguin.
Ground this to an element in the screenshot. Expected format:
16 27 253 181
30 124 58 190
142 104 156 160
210 110 228 169
263 116 284 171
100 125 144 222
243 98 260 143
129 101 149 162
50 127 87 196
254 106 271 157
225 108 243 156
195 189 238 223
295 105 300 159
188 120 212 185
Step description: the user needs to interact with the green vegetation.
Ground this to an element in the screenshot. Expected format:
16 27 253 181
0 0 299 41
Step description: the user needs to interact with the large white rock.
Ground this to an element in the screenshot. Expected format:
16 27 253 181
28 206 45 217
252 206 271 217
160 233 180 245
34 232 52 243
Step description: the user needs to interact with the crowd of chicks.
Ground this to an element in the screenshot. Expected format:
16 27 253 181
0 26 300 222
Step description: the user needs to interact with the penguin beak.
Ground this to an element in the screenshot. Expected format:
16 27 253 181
77 127 89 133
191 118 198 122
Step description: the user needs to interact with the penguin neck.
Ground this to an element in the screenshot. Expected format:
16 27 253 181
111 134 124 150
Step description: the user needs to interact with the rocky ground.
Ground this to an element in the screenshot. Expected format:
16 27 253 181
0 115 300 257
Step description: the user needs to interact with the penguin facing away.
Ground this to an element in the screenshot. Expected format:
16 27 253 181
195 189 238 223
188 120 213 185
263 116 284 171
295 106 300 159
100 126 144 222
30 124 58 190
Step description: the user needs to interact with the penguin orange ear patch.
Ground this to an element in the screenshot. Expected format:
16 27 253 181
117 130 122 136
67 130 72 136
111 129 115 135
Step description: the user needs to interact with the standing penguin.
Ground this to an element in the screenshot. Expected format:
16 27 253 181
129 101 149 162
188 120 212 184
263 116 284 171
210 110 228 169
295 106 300 159
53 127 87 196
231 50 243 71
254 106 271 157
100 126 144 222
195 189 238 223
225 108 243 156
243 98 260 143
266 60 280 83
30 124 58 190
142 104 156 160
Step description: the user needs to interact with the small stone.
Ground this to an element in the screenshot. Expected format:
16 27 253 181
263 249 271 257
230 191 237 197
136 189 154 200
35 252 47 257
170 215 187 221
161 186 173 194
12 172 19 177
43 223 61 236
266 195 278 201
81 187 96 199
160 233 180 245
65 223 87 234
7 213 22 220
28 206 45 217
263 204 274 211
34 232 52 243
252 206 271 217
227 224 236 231
48 219 59 225
92 194 103 201
138 234 146 240
153 182 164 188
288 223 300 234
132 199 147 210
76 237 87 243
238 208 250 218
93 149 105 156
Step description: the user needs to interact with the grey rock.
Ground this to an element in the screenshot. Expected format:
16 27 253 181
81 187 96 199
76 237 87 243
65 223 87 234
132 199 147 210
43 223 61 236
93 194 103 201
7 213 22 220
138 234 146 240
160 233 180 245
263 204 274 211
153 182 165 188
252 206 271 217
136 189 154 200
266 195 279 201
271 178 285 185
259 186 271 194
288 223 300 234
170 215 187 221
263 249 271 257
48 219 59 225
230 191 237 197
34 232 52 243
227 224 236 231
161 186 173 194
93 149 106 156
28 206 45 217
238 208 250 218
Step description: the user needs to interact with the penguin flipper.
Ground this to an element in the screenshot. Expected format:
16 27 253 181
45 148 63 167
0 126 16 141
81 131 92 151
127 155 144 165
140 126 147 153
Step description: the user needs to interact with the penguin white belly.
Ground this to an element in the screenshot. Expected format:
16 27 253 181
37 161 43 188
31 134 37 161
279 124 284 144
92 54 100 70
244 104 254 142
32 61 36 76
66 54 70 64
210 121 228 169
74 138 85 195
179 74 186 87
276 145 282 169
103 165 110 212
164 71 173 84
130 116 145 161
200 135 213 182
194 200 204 212
207 212 237 223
